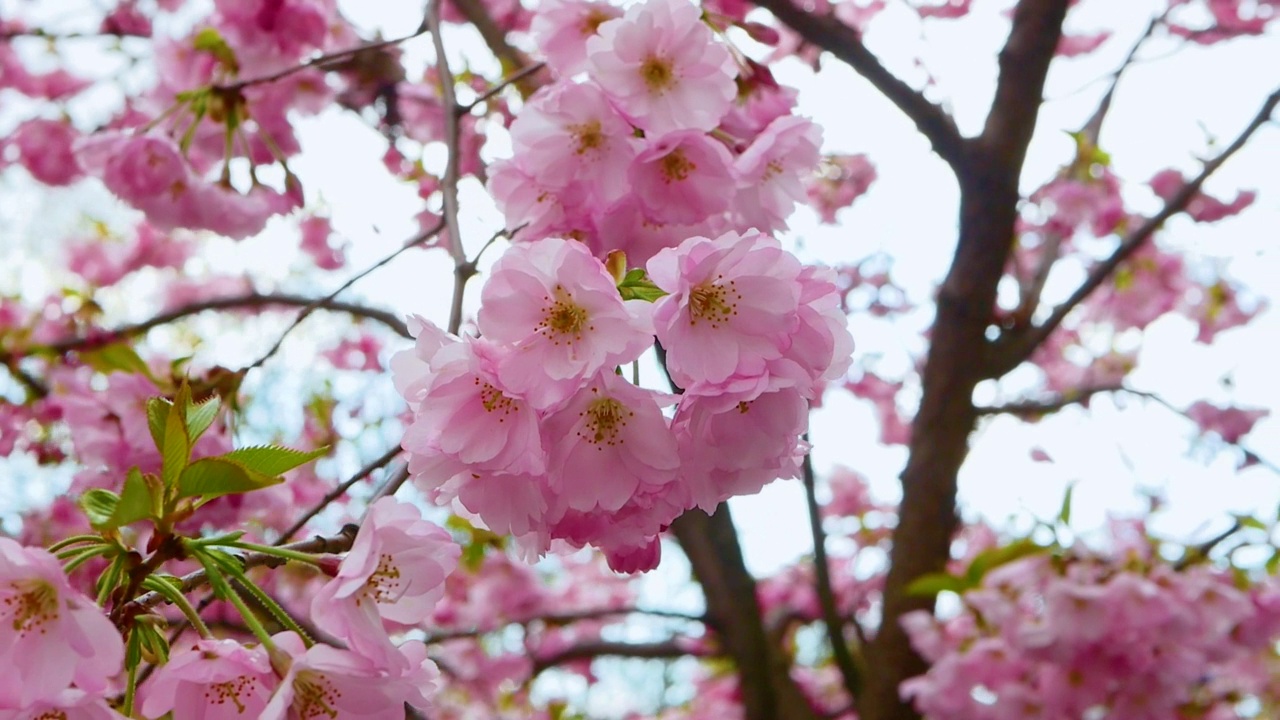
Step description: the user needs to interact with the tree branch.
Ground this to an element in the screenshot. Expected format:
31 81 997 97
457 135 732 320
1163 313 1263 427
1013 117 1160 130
423 606 706 645
991 86 1280 376
749 0 967 170
801 452 862 704
671 507 822 720
975 383 1125 417
862 4 1070 719
448 0 538 86
276 446 404 544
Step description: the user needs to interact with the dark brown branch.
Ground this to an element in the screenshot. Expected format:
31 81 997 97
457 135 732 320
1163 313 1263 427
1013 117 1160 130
748 0 967 170
991 86 1280 377
862 4 1069 720
459 62 548 114
975 383 1125 417
672 507 822 720
801 452 862 703
0 292 412 368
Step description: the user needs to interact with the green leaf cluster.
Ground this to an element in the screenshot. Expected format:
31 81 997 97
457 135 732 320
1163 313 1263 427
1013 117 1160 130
78 381 325 532
617 268 668 303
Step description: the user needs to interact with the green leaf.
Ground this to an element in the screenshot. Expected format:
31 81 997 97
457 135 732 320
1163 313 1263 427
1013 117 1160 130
112 468 158 528
79 489 120 528
219 445 326 477
617 268 668 302
1057 483 1075 527
186 396 222 444
1234 513 1268 532
81 342 153 379
161 385 193 489
906 572 972 597
175 457 283 501
146 398 170 453
965 539 1050 585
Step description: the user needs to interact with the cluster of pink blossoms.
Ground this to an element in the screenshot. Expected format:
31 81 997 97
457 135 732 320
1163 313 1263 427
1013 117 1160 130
395 0 851 572
1 498 459 719
901 551 1280 720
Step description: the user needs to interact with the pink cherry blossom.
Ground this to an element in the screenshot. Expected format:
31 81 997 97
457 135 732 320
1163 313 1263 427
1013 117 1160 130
648 230 803 388
629 130 736 225
586 0 737 135
1185 401 1268 444
1149 168 1256 223
260 632 437 720
542 372 681 515
0 539 123 708
310 498 459 668
733 115 823 234
674 386 808 511
399 332 547 477
487 156 591 242
140 639 276 720
531 0 624 76
299 215 347 271
478 238 654 409
508 81 638 207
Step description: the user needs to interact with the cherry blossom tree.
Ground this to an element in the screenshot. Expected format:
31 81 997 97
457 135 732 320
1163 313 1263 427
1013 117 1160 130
1 0 1278 719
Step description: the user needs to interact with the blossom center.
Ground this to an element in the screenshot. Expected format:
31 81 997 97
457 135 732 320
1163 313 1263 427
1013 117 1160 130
640 55 676 93
293 672 341 719
538 287 592 344
474 379 519 420
688 277 739 328
4 579 59 636
659 150 696 183
204 676 258 713
364 552 404 605
32 712 68 720
579 397 634 447
569 120 604 155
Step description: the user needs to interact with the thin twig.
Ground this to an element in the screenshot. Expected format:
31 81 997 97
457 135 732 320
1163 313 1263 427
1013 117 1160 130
422 606 707 645
458 62 547 115
243 221 444 372
276 446 404 544
975 383 1126 416
801 451 863 702
426 0 469 336
219 29 432 93
991 86 1280 377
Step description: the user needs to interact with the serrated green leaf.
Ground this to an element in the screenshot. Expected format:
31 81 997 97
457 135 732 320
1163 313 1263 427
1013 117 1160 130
79 489 120 528
906 572 972 597
219 445 326 477
146 398 170 453
966 539 1050 585
176 457 283 501
1057 483 1075 527
186 397 222 444
161 385 192 489
110 467 157 528
80 342 153 379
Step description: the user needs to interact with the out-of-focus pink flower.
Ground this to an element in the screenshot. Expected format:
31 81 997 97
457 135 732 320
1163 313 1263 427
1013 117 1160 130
734 115 823 234
140 639 276 720
1149 169 1256 223
11 118 83 186
1057 31 1111 57
0 539 124 708
586 0 737 135
299 215 346 271
1185 401 1267 444
310 498 459 668
3 688 126 719
805 154 876 224
531 0 623 76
